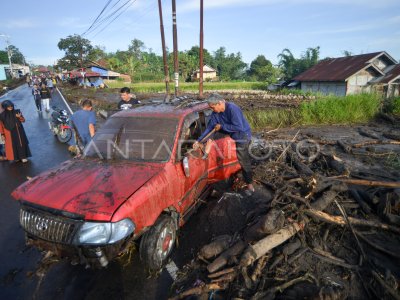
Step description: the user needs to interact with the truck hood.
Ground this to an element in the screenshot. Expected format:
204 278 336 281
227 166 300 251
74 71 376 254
12 159 164 221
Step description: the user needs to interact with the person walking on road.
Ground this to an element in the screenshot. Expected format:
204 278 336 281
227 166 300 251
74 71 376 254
0 104 5 161
193 93 255 195
118 87 140 110
71 99 96 147
26 74 31 87
40 83 51 112
32 84 42 112
0 100 32 163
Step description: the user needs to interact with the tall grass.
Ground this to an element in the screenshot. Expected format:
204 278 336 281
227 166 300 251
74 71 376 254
244 109 300 130
105 81 266 92
299 93 381 125
244 93 382 129
388 97 400 115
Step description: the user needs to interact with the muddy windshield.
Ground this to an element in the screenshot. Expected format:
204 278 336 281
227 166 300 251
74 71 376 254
84 117 179 162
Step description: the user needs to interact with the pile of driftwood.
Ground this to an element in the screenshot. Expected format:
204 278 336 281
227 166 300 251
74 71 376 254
169 132 400 300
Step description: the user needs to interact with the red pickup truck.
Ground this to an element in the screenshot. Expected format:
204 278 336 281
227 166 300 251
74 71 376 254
12 99 241 270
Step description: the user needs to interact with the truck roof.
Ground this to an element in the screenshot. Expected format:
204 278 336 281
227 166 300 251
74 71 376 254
113 97 210 119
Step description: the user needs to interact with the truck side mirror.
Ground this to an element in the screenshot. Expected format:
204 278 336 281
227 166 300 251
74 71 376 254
182 156 190 177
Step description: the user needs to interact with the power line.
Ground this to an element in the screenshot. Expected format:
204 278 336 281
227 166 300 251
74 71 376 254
92 0 137 38
85 0 135 37
81 0 113 37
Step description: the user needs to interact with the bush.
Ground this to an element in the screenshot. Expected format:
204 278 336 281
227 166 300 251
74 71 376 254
299 93 381 125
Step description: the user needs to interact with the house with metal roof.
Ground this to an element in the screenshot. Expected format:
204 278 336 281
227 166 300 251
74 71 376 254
86 60 131 83
293 51 399 97
191 65 217 81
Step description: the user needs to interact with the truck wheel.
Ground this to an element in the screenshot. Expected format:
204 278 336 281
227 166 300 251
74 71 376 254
139 215 176 271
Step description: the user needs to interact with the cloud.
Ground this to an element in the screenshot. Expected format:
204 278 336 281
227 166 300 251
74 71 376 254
29 56 60 66
5 19 38 29
305 14 400 36
178 0 400 12
56 17 88 29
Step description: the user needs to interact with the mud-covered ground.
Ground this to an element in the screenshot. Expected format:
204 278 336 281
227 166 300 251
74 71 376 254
169 119 400 300
58 84 314 111
60 85 400 299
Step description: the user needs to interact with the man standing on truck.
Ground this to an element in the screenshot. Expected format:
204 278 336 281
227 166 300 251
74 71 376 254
193 93 255 195
118 87 141 110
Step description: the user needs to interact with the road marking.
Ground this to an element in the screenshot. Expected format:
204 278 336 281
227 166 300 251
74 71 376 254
165 260 178 280
56 87 73 115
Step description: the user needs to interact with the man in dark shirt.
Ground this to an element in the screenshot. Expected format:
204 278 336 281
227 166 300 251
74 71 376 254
193 93 255 195
118 87 140 110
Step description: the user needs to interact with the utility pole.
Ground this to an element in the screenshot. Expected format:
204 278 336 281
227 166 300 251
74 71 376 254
0 34 14 79
158 0 170 102
172 0 179 96
199 0 204 98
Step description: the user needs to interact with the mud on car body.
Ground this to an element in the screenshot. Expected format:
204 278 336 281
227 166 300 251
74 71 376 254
12 98 241 270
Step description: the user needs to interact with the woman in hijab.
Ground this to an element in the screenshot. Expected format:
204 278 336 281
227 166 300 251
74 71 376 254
0 100 32 162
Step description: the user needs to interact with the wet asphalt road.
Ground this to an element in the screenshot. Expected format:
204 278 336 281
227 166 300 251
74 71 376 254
0 85 175 300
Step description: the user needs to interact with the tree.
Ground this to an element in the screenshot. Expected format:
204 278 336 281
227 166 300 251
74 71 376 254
57 34 93 69
0 50 8 64
214 47 247 80
128 39 145 60
187 46 214 67
87 46 107 62
278 46 320 79
8 45 25 64
342 50 353 57
248 55 278 82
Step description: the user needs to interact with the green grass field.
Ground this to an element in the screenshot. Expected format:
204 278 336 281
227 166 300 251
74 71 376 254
106 81 267 92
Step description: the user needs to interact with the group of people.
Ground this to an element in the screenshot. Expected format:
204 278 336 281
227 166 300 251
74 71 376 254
0 100 31 163
30 75 55 112
70 86 138 150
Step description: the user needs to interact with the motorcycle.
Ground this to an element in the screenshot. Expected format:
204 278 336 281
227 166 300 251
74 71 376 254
49 107 73 143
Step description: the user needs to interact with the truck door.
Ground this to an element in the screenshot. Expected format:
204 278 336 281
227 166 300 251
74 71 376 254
175 113 209 217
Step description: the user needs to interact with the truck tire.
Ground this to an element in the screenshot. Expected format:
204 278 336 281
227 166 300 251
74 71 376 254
139 215 176 271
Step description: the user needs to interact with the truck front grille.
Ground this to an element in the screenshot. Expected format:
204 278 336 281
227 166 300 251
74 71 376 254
20 208 80 244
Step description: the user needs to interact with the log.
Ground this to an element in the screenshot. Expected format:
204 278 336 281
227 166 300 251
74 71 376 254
240 222 304 267
210 273 237 284
208 267 236 279
349 189 372 214
287 152 314 176
244 209 285 242
240 186 342 267
169 283 226 300
199 235 232 259
250 255 268 282
371 271 400 300
309 248 358 269
355 231 400 259
287 248 308 264
383 132 400 141
353 140 400 148
337 140 352 153
336 178 400 188
304 208 400 234
250 274 314 300
207 240 246 273
358 128 380 140
378 113 396 124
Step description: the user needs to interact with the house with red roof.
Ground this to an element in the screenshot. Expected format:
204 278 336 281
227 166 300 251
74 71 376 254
293 51 400 98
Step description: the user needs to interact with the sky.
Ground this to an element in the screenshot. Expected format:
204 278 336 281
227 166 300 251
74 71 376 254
1 0 400 67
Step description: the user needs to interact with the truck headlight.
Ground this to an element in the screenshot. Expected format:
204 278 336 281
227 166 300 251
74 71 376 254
74 219 135 245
